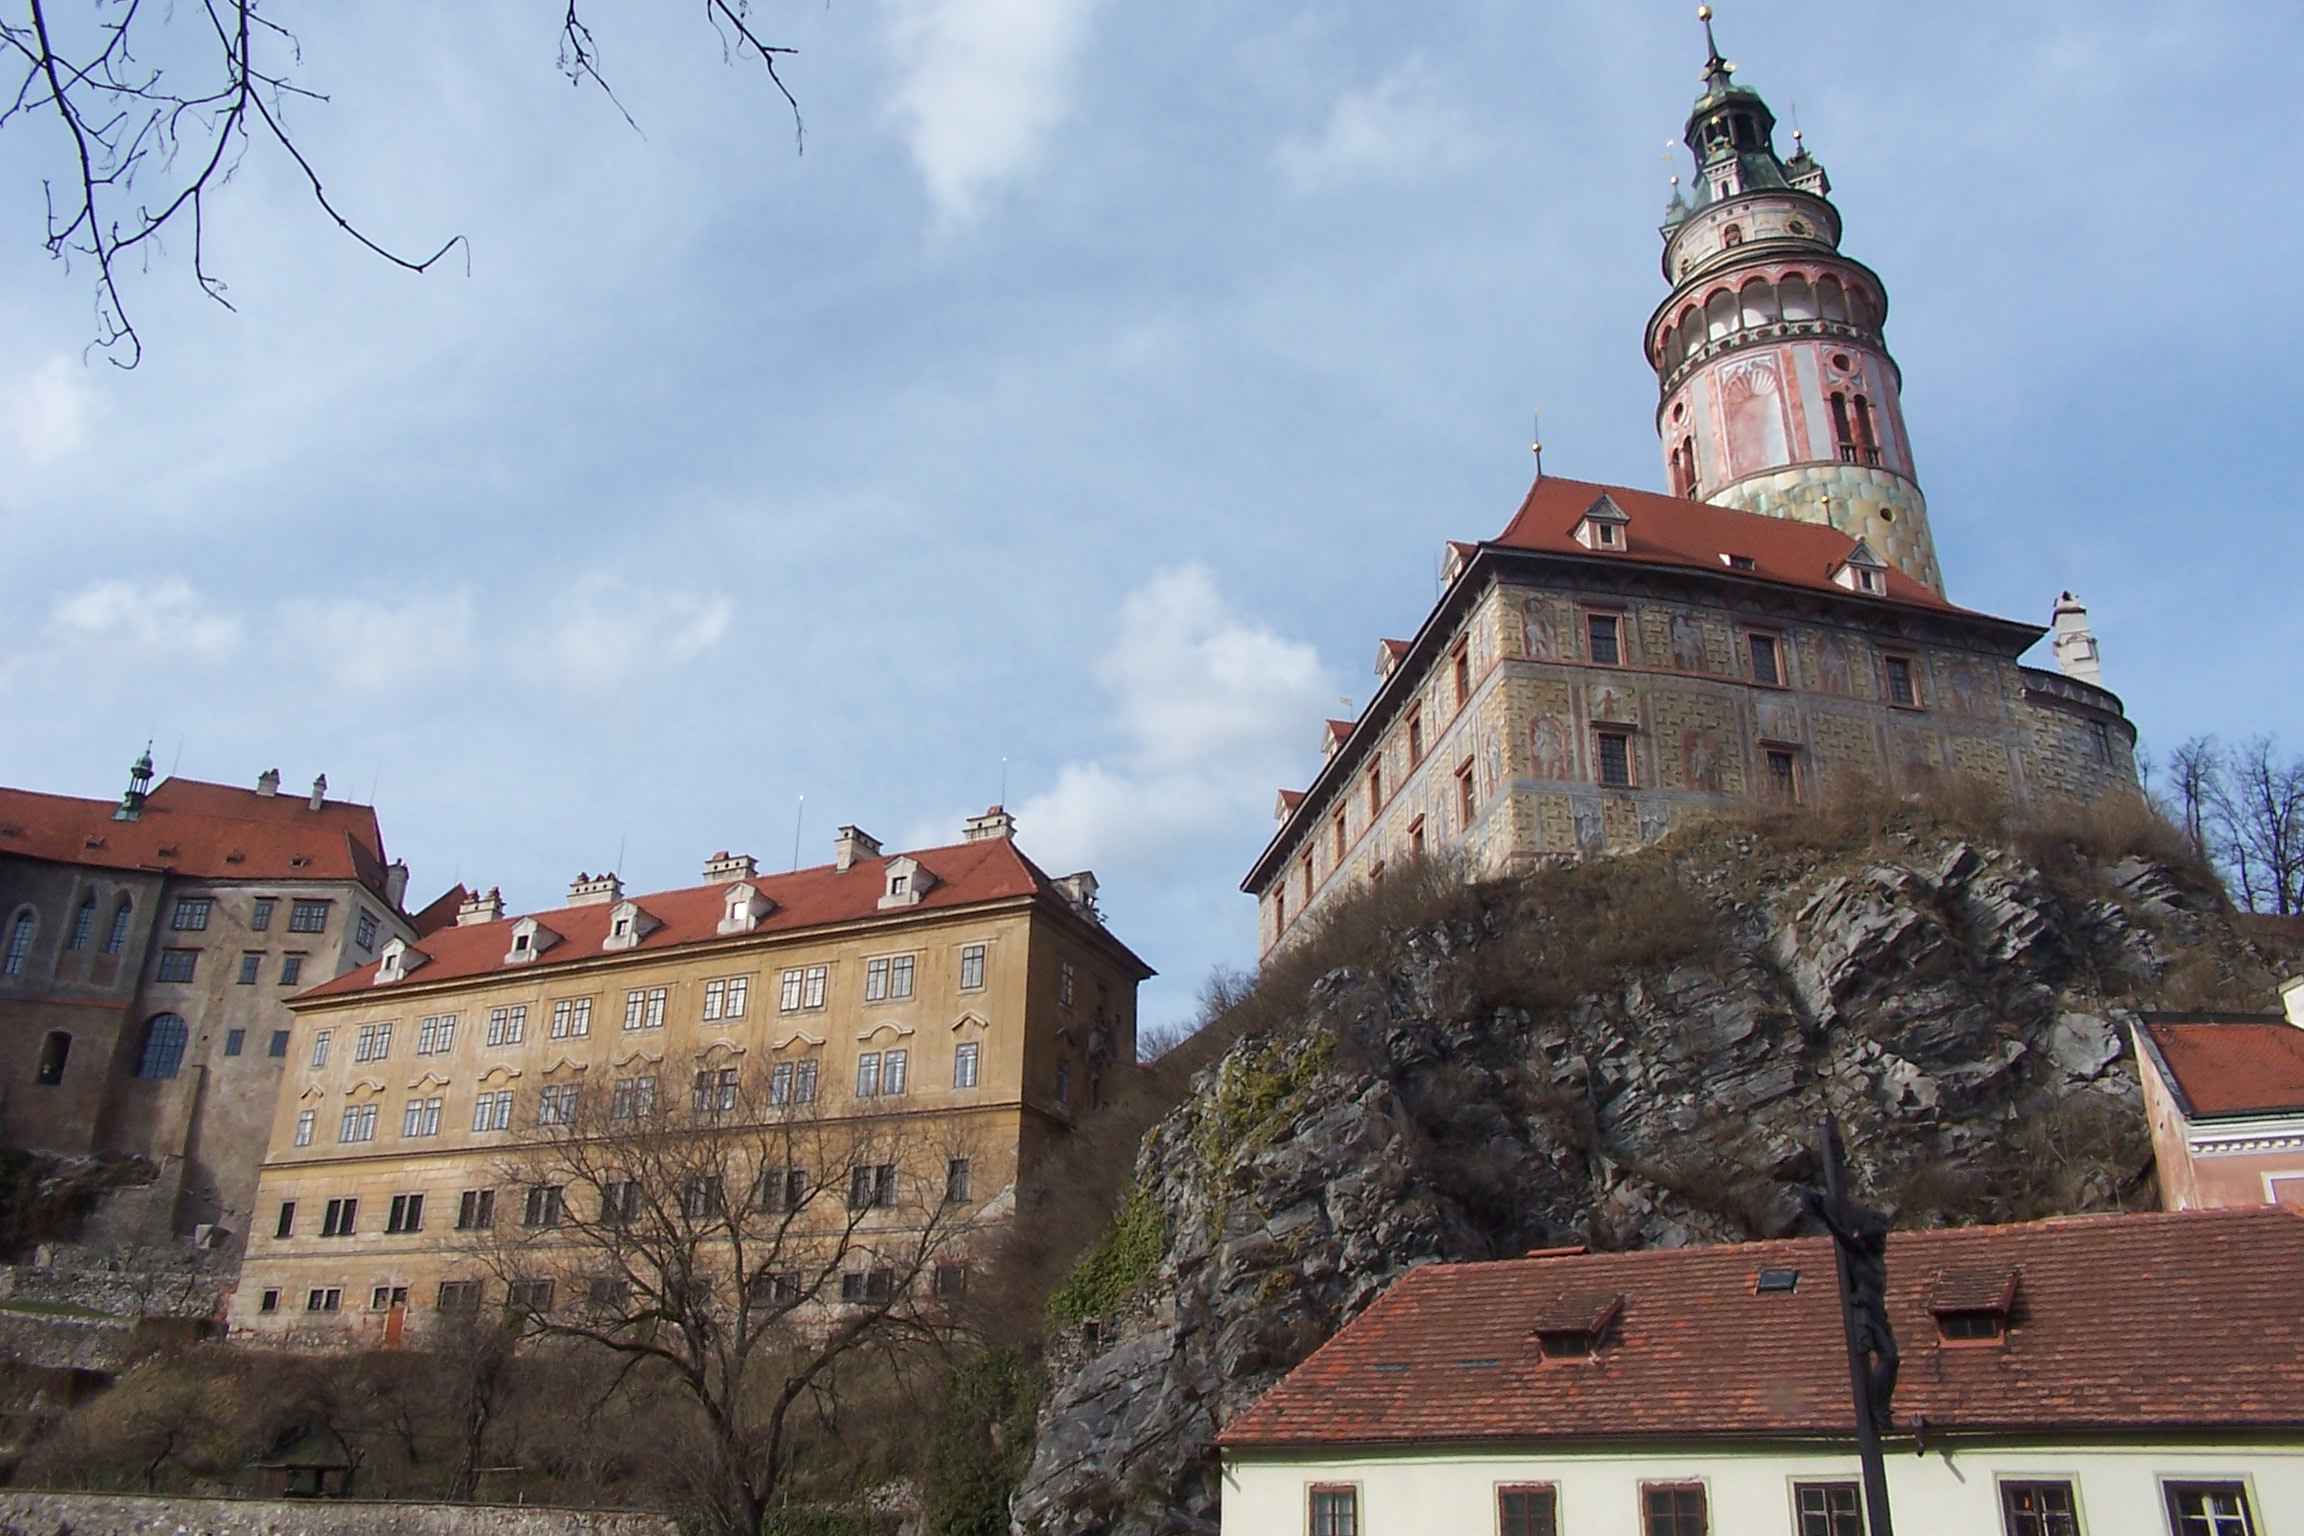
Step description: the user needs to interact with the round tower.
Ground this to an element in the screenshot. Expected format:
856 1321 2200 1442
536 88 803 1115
1646 12 1945 594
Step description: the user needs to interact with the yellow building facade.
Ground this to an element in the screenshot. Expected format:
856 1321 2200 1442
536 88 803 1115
227 814 1147 1343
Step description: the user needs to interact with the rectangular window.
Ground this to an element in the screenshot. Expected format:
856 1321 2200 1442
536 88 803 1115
295 1109 315 1147
224 1028 245 1056
310 1030 332 1068
1310 1487 1358 1536
250 898 276 932
456 1189 495 1231
437 1280 482 1312
472 1090 514 1132
933 1264 969 1298
156 948 198 982
780 969 805 1011
1498 1486 1557 1536
1767 748 1800 802
769 1061 795 1105
402 1097 442 1137
551 998 592 1038
353 1022 393 1062
320 1197 357 1237
725 975 748 1017
690 1068 737 1115
237 953 262 985
644 988 666 1028
857 1052 882 1098
1642 1484 1707 1536
960 943 986 991
386 1193 425 1233
1587 613 1622 666
521 1186 564 1228
611 1074 656 1120
2089 720 2113 764
2001 1482 2080 1536
954 1040 981 1089
1794 1483 1863 1536
508 1279 554 1314
288 900 330 933
260 1288 280 1313
1457 760 1477 824
1453 641 1472 709
1368 761 1384 816
354 910 378 951
171 897 212 931
600 1181 642 1225
275 1201 296 1239
1407 705 1425 765
1884 654 1918 707
794 1058 818 1103
946 1157 972 1203
1059 959 1076 1008
269 1030 290 1058
1056 1058 1073 1105
803 966 826 1009
1597 731 1633 788
1748 632 1782 686
883 1049 908 1095
703 979 726 1020
486 1005 527 1046
537 1083 580 1126
841 1268 896 1303
865 958 889 1001
307 1288 342 1313
891 954 915 999
338 1104 377 1143
2164 1482 2255 1536
370 1285 408 1312
416 1015 456 1054
280 953 305 986
1333 811 1347 865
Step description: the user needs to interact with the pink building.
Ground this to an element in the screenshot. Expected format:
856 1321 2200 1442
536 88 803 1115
2135 980 2304 1210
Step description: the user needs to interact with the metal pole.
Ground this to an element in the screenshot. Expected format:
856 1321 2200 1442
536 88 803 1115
1820 1118 1894 1536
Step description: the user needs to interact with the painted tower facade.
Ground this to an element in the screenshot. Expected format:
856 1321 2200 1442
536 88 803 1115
1647 18 1945 594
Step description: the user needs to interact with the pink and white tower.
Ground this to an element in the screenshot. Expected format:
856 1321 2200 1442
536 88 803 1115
1646 11 1946 594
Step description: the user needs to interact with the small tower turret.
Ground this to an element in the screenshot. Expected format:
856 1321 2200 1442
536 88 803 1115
1647 8 1946 594
2050 592 2104 685
113 745 154 822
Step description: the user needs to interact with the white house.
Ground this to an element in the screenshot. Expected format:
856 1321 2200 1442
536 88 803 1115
1219 1207 2304 1536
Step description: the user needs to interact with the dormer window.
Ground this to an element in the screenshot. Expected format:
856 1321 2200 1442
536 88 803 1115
504 916 562 966
1832 538 1891 597
1721 553 1756 572
1530 1292 1623 1361
1572 494 1632 552
718 883 776 937
877 856 936 911
1929 1268 2020 1344
374 938 429 986
601 900 659 953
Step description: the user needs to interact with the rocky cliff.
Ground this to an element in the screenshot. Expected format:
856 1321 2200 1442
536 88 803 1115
1010 806 2284 1536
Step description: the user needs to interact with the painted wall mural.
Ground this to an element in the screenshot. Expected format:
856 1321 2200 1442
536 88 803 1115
1720 357 1792 480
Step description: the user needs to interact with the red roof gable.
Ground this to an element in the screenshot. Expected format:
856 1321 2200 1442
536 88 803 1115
2144 1022 2304 1119
1493 476 1965 613
0 777 393 896
300 835 1150 1002
1219 1208 2304 1448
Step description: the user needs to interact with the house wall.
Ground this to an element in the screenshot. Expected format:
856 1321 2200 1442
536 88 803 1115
1224 1439 2304 1536
2136 1032 2304 1212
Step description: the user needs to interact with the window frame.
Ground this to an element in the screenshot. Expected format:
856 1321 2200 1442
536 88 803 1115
2160 1479 2256 1536
1452 640 1473 713
1596 728 1635 789
1307 1483 1360 1536
1790 1480 1864 1536
954 1039 981 1090
1764 746 1802 804
1496 1482 1558 1536
1639 1481 1709 1536
1456 758 1477 826
169 897 212 932
287 899 331 934
1998 1478 2083 1536
1586 611 1624 667
1882 653 1922 709
959 943 987 992
1746 630 1785 688
154 947 199 983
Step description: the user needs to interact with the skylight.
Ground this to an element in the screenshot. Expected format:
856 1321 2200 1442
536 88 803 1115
1755 1267 1800 1295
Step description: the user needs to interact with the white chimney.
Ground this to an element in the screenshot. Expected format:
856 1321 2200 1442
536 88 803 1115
256 768 281 797
308 774 328 811
567 871 623 906
703 850 758 882
2284 976 2304 1030
834 826 882 872
2051 592 2103 686
963 806 1016 843
385 860 410 909
457 888 505 926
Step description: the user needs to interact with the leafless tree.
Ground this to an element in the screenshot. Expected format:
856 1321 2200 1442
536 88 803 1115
472 1069 987 1535
2161 734 2304 916
3 2 799 365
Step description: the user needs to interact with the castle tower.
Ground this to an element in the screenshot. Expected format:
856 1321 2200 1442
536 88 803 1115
1646 11 1945 594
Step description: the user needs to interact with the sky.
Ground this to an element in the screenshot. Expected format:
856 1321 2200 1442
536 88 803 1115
4 2 2300 1036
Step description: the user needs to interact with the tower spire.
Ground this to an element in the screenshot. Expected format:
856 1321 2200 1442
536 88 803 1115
1697 6 1731 91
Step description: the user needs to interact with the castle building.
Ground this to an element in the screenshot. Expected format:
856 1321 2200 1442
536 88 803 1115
1244 21 2136 954
0 758 418 1241
228 812 1148 1341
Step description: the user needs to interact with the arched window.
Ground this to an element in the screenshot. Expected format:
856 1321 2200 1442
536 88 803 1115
1722 223 1744 247
1671 438 1699 498
1705 290 1737 342
68 898 96 951
1778 275 1816 322
1830 392 1857 463
2 911 35 976
1853 395 1881 466
104 900 133 956
136 1014 189 1079
1739 278 1778 330
1817 277 1849 324
1845 286 1873 329
36 1032 70 1087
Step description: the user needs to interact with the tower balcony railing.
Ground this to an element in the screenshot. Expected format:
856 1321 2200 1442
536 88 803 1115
1655 317 1885 397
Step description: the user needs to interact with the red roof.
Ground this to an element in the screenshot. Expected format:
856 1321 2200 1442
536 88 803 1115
2143 1022 2304 1119
1492 476 1964 614
0 777 393 897
409 884 474 938
300 835 1150 1001
1219 1208 2304 1448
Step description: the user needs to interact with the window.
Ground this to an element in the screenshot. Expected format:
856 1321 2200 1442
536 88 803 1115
67 898 95 950
402 1097 443 1137
456 1189 495 1231
1766 749 1800 802
170 897 212 931
1408 816 1426 858
307 1288 343 1313
295 1110 315 1147
522 1186 564 1228
487 1005 528 1046
849 1163 898 1210
1332 811 1347 866
386 1193 425 1233
1310 1487 1358 1536
1587 613 1622 666
884 1049 908 1095
1059 960 1076 1008
275 1201 296 1238
691 1068 738 1115
857 1052 882 1097
354 909 379 951
1368 761 1384 817
933 1264 970 1298
237 952 262 985
155 948 198 983
353 1022 394 1062
725 975 749 1016
310 1029 332 1068
2001 1482 2080 1536
1885 655 1919 707
703 979 726 1020
507 1279 555 1314
601 1181 643 1224
214 1027 241 1059
1407 705 1425 765
472 1090 514 1132
260 1289 280 1313
1722 222 1743 246
437 1280 483 1312
280 953 305 986
954 1040 981 1089
946 1157 972 1203
35 1031 69 1086
1642 1484 1707 1536
1455 759 1477 827
891 954 915 999
802 966 827 1009
1498 1487 1557 1536
417 1014 456 1054
756 1167 810 1211
250 898 275 932
2090 720 2113 764
1794 1483 1863 1536
339 1104 378 1143
288 900 330 933
0 910 34 976
320 1197 358 1237
551 998 592 1038
611 1074 656 1120
1937 1309 2007 1342
2165 1483 2255 1536
1055 1058 1073 1105
1748 633 1782 686
537 1083 580 1126
269 1029 290 1058
1831 391 1857 462
370 1285 409 1311
960 943 987 991
1453 642 1472 710
103 900 132 955
137 1014 189 1078
771 1059 820 1104
865 958 889 1001
841 1268 896 1304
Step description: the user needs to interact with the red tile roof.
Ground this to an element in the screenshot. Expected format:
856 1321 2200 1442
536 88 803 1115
300 835 1151 1001
0 777 393 896
2142 1022 2304 1119
1219 1208 2304 1448
409 884 474 938
1492 475 1965 614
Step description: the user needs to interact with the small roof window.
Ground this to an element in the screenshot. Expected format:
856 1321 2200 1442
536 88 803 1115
1928 1267 2021 1343
1530 1291 1624 1360
1572 493 1632 552
1755 1267 1800 1295
1832 537 1890 596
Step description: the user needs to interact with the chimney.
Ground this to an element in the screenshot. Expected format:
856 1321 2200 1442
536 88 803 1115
2050 592 2104 686
457 888 506 926
2284 976 2304 1030
308 774 328 811
567 871 623 906
385 860 410 910
703 850 758 882
256 768 281 797
833 826 882 873
963 806 1016 843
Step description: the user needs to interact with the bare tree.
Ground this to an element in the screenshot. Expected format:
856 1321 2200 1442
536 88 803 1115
2165 735 2221 860
473 1069 986 1536
3 2 799 365
2158 734 2304 916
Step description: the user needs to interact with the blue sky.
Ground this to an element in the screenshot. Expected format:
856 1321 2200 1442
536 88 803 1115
4 2 2298 1034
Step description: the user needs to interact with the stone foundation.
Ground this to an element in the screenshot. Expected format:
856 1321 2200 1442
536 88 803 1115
0 1491 676 1536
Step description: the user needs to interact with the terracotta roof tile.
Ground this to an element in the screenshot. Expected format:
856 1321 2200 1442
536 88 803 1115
409 884 474 938
2144 1022 2304 1118
1219 1208 2304 1448
0 778 392 896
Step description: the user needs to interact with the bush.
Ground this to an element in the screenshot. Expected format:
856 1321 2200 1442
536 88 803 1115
921 1348 1043 1536
1044 1183 1165 1329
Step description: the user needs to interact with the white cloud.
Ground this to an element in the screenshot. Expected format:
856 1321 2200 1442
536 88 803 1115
2 357 97 466
531 577 734 692
1016 566 1331 877
46 578 245 665
1276 63 1478 193
879 0 1100 224
280 590 478 694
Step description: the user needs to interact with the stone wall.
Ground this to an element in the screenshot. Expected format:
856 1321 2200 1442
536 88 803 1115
0 1491 676 1536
